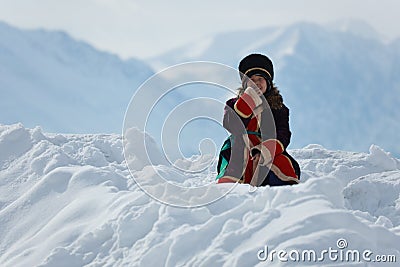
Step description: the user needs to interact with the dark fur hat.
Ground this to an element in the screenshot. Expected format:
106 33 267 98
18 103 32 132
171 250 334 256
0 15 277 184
238 54 274 81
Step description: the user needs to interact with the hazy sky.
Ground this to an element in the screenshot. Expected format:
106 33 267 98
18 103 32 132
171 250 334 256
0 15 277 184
0 0 399 59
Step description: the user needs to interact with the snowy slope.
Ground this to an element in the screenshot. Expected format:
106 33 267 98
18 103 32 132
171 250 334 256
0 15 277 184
1 123 399 266
149 21 400 157
0 21 154 133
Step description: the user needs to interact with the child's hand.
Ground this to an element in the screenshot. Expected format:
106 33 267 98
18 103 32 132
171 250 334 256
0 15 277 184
243 87 263 106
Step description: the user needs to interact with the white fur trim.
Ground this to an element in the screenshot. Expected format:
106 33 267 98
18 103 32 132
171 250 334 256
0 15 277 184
244 87 262 107
259 144 272 166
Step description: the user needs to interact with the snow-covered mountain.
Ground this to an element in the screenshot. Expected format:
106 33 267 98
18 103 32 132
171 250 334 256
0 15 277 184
0 21 154 134
149 21 400 156
0 123 399 266
1 20 399 157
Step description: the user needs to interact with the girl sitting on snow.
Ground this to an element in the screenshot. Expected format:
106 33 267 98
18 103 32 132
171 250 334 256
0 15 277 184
217 53 300 186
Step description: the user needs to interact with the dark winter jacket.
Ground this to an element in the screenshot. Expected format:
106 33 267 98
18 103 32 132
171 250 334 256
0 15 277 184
218 86 300 185
224 97 291 148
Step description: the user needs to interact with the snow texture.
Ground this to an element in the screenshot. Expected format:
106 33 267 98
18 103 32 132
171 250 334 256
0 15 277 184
0 123 399 266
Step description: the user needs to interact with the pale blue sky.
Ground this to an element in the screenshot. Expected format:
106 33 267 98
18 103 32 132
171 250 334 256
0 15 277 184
0 0 398 59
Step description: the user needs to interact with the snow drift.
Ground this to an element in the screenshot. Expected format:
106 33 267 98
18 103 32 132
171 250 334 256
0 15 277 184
0 123 399 266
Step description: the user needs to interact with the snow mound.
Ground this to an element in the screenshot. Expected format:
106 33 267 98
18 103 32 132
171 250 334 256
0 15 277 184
344 171 400 227
0 124 399 266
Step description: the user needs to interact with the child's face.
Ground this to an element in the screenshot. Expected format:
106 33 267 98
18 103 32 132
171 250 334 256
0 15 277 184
248 75 268 94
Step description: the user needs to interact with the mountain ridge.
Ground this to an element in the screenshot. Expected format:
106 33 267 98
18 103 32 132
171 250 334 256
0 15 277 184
1 20 399 155
148 21 400 156
0 20 154 134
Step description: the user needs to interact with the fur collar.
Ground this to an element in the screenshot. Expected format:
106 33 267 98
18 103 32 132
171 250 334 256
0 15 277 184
237 85 284 109
265 86 284 109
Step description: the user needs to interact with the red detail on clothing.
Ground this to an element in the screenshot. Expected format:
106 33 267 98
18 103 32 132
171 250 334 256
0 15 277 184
235 93 255 117
247 117 261 146
243 156 254 184
217 177 238 184
261 139 284 158
273 154 298 180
